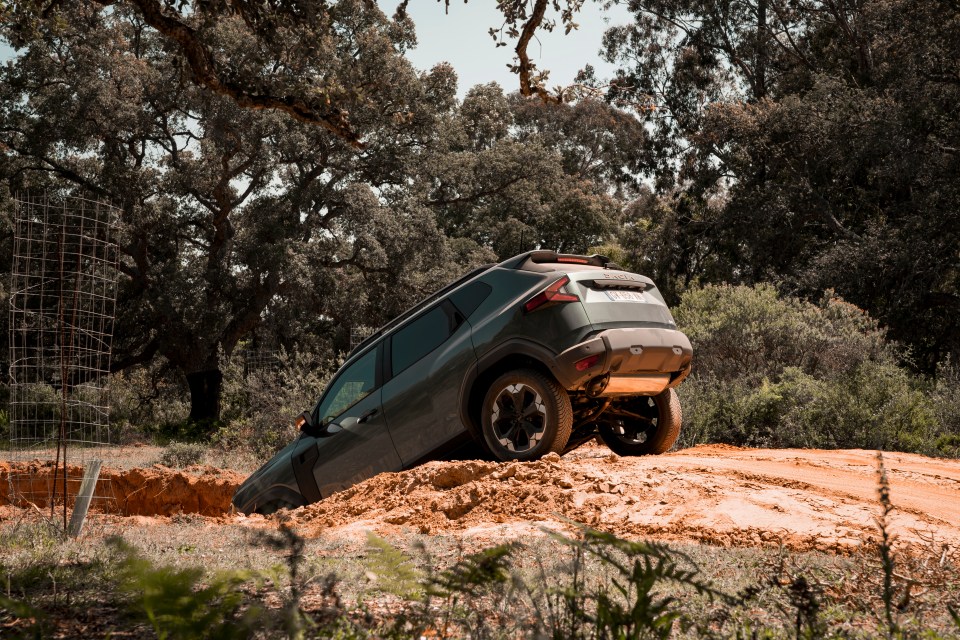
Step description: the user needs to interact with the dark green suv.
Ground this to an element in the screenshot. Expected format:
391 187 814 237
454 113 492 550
232 251 693 514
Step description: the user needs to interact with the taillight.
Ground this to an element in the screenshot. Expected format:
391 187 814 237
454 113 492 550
523 276 579 313
575 354 601 371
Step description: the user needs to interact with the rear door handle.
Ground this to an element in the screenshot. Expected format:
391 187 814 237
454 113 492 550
357 408 379 424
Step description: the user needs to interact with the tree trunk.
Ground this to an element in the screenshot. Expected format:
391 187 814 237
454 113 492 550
755 0 768 100
186 369 223 423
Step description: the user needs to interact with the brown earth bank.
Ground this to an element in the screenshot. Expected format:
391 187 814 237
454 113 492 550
3 444 960 554
0 460 243 516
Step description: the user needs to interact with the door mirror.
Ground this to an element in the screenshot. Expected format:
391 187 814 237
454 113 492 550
296 410 322 437
315 415 356 437
319 415 355 436
336 416 359 430
295 410 314 431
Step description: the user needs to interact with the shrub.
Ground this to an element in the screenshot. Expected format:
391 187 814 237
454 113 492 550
215 346 336 463
675 284 948 454
930 358 960 457
156 442 206 468
675 284 898 384
110 364 190 441
112 538 262 639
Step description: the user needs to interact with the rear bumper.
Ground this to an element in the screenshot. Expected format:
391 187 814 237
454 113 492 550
552 327 693 395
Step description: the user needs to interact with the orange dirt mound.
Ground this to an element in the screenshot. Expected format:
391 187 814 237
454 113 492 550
288 444 960 553
0 461 244 516
6 445 959 555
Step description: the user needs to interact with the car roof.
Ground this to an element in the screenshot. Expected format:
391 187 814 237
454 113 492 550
345 251 620 359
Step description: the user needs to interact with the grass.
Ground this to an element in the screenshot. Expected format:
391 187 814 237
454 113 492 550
0 508 958 639
1 453 958 638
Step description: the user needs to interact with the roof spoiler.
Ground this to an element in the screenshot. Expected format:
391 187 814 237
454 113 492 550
500 250 621 270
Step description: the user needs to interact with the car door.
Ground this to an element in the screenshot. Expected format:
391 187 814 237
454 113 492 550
380 299 478 466
296 344 403 498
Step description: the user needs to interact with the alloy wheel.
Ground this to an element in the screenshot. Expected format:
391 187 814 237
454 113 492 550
490 383 547 452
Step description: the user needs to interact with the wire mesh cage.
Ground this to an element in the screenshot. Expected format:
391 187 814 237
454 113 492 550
350 326 375 349
242 348 282 377
7 194 120 534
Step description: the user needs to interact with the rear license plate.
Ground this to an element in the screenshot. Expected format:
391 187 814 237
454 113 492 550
605 290 645 302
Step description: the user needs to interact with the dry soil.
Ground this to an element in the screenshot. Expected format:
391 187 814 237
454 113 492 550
3 443 959 554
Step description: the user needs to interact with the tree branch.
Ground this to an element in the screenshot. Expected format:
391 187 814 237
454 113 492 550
514 0 555 102
89 0 366 147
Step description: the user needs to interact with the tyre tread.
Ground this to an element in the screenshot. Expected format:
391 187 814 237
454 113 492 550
599 388 682 456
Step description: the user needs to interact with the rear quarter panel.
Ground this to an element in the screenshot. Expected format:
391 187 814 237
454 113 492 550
469 267 595 359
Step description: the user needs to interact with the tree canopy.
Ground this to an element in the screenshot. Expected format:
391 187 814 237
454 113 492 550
1 0 957 422
598 0 960 370
0 0 634 420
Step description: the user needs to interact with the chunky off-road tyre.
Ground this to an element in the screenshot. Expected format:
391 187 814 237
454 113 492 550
598 388 682 456
480 369 573 461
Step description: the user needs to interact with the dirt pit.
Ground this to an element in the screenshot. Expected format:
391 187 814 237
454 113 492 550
3 444 960 553
0 460 243 516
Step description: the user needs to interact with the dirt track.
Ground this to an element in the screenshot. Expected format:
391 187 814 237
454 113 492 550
3 444 959 553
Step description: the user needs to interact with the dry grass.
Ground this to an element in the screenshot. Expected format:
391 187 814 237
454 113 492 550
3 509 957 639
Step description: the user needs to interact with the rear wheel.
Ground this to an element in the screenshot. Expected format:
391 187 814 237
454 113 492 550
598 388 681 456
480 369 572 461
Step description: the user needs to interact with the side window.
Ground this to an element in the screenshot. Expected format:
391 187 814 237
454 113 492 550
449 281 492 319
315 348 378 425
391 305 455 376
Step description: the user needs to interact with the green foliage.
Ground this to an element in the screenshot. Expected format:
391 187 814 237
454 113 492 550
675 284 897 384
675 284 952 455
0 594 44 639
109 366 191 441
157 442 207 468
364 533 423 600
422 85 624 260
0 408 9 449
111 538 262 640
602 0 960 372
1 511 959 638
215 346 336 463
429 543 515 599
930 359 960 457
0 1 459 422
548 527 729 639
0 521 119 638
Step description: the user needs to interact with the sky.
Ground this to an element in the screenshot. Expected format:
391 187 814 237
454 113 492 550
1 3 630 96
386 0 631 95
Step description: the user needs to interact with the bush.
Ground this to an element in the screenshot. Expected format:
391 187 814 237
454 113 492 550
930 358 960 457
675 284 950 455
215 345 336 463
156 441 206 468
110 364 191 442
675 284 898 384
